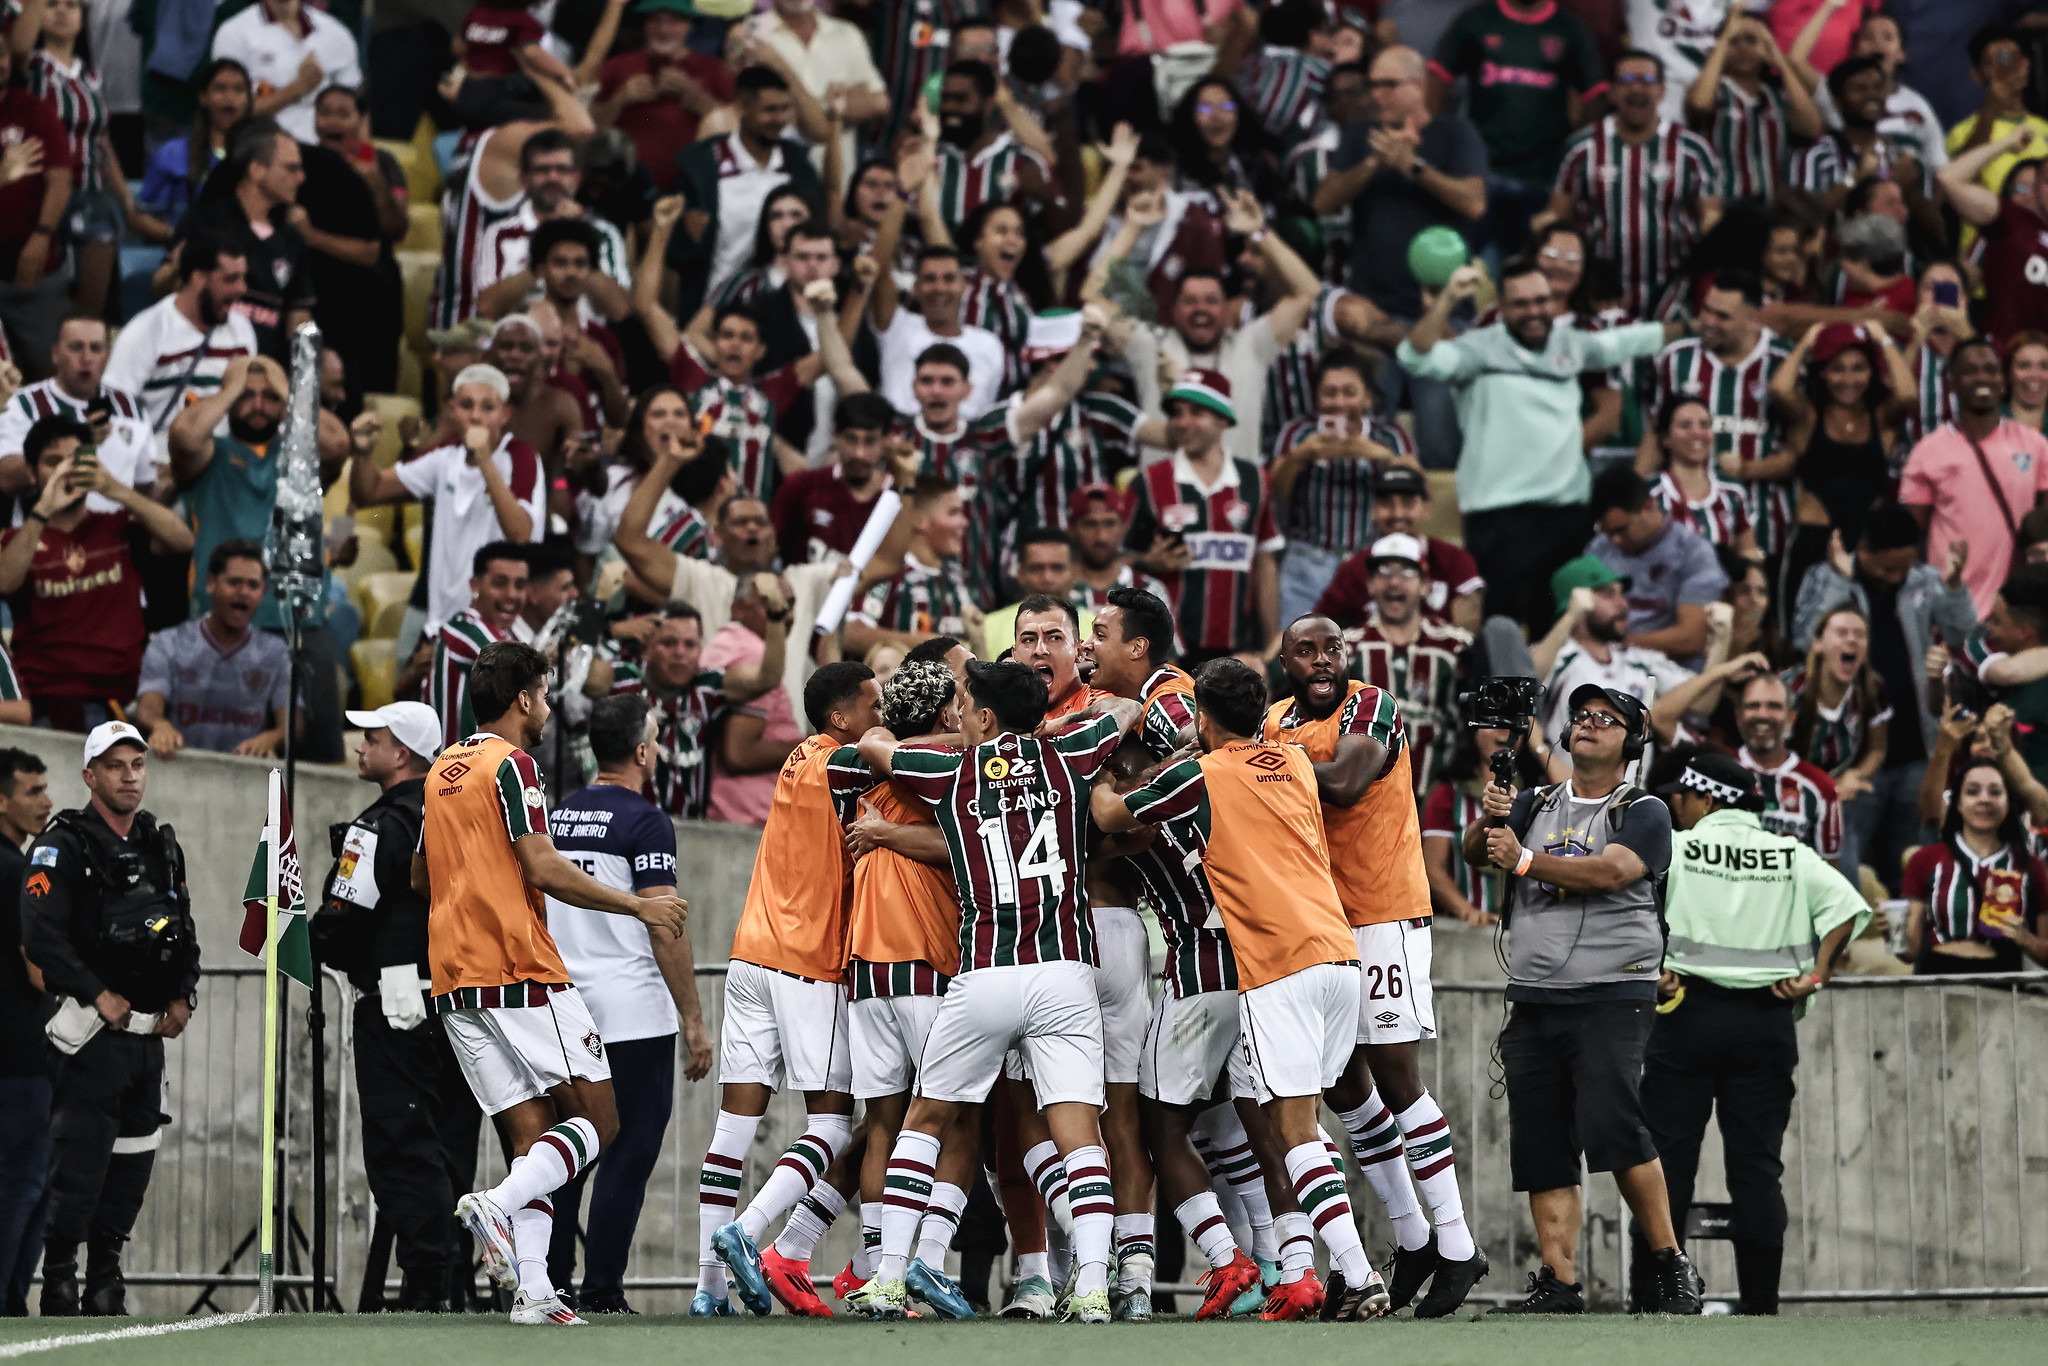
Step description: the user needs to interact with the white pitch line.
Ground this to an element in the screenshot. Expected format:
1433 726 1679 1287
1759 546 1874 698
0 1312 263 1358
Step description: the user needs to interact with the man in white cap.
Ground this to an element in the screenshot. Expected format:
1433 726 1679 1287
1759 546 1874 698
352 363 547 637
1124 368 1283 665
318 701 476 1309
1346 532 1473 799
21 722 197 1315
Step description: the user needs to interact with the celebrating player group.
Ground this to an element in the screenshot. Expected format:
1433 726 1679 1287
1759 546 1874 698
419 589 1480 1326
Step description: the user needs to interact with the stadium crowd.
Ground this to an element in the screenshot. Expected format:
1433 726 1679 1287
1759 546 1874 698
3 0 2048 1332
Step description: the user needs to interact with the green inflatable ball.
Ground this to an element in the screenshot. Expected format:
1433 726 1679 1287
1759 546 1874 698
1407 226 1469 289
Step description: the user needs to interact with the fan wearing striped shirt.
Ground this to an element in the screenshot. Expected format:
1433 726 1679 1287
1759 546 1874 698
1682 12 1822 204
415 542 529 750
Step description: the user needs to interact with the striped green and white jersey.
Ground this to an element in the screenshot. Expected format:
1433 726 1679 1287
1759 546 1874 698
1554 116 1720 318
889 413 1000 602
933 133 1048 235
1640 330 1795 552
888 714 1124 971
872 0 975 148
1113 761 1240 998
429 608 515 750
24 50 106 194
1420 781 1505 915
1697 77 1791 202
849 553 974 639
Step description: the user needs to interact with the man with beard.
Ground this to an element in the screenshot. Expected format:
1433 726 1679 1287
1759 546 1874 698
1534 556 1692 767
475 134 633 325
106 231 257 453
134 539 294 758
1792 57 1936 241
167 353 352 760
1342 534 1472 800
1732 671 1843 860
159 121 315 363
1262 614 1484 1316
418 641 690 1327
1401 261 1685 632
1549 50 1720 320
982 531 1095 659
1312 464 1483 632
928 60 1056 234
770 395 900 567
484 316 583 509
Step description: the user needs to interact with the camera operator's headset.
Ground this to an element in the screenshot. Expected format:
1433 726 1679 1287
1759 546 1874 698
1556 683 1649 761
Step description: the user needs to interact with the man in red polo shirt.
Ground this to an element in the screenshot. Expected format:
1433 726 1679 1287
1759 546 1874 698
1314 464 1483 631
593 0 733 194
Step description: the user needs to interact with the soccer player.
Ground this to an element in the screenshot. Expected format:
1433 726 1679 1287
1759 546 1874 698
1015 592 1154 1306
832 650 976 1315
855 661 1142 1322
1093 658 1391 1321
418 640 689 1327
1094 737 1263 1320
1264 616 1485 1316
1085 585 1198 762
695 661 884 1316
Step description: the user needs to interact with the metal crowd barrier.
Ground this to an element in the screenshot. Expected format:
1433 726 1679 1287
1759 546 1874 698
110 967 2048 1314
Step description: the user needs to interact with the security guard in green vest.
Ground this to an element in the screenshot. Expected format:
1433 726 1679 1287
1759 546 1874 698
1635 751 1870 1315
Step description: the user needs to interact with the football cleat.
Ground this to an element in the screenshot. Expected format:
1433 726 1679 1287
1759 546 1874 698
999 1274 1057 1319
1489 1266 1584 1315
1414 1248 1488 1319
1384 1232 1442 1311
1195 1251 1262 1321
689 1289 738 1316
508 1291 587 1326
833 1260 869 1301
1111 1288 1152 1321
864 1277 910 1320
454 1193 518 1292
1259 1270 1326 1321
905 1258 976 1319
761 1248 831 1316
1062 1288 1111 1323
712 1221 772 1316
1318 1267 1392 1321
1230 1258 1278 1317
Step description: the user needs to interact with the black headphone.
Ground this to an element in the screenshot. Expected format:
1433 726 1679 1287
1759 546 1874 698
1559 689 1648 760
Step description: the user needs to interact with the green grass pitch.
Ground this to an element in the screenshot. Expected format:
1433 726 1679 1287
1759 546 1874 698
2 1313 2045 1365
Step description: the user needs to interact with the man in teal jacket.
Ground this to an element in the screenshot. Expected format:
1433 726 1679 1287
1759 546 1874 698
1396 259 1685 631
1641 749 1870 1315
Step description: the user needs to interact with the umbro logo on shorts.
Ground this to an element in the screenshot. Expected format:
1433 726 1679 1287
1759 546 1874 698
1374 1011 1401 1027
1245 750 1288 772
583 1031 604 1060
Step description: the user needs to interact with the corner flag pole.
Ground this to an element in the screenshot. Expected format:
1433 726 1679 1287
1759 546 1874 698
257 768 282 1315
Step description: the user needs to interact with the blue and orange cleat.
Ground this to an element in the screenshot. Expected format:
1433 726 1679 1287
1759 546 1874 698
712 1222 772 1316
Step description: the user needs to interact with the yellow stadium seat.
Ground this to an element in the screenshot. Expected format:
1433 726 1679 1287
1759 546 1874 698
356 570 417 637
337 536 397 599
397 250 440 365
396 345 424 404
405 520 424 569
1421 469 1460 546
362 392 423 468
354 502 395 544
401 203 442 255
352 639 398 711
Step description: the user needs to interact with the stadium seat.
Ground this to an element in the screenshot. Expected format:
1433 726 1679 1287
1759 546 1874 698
401 203 442 255
1421 469 1460 546
362 393 423 468
396 346 424 404
351 639 398 711
357 570 417 639
398 250 440 363
354 502 395 546
337 536 397 599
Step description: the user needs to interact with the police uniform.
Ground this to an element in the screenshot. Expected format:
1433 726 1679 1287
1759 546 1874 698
312 773 483 1311
1639 757 1870 1314
19 799 197 1316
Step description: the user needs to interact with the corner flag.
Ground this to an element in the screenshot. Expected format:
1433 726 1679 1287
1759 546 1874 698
240 770 312 988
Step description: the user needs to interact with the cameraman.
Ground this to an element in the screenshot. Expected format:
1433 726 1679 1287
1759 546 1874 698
1641 750 1868 1315
1460 685 1700 1316
21 723 199 1316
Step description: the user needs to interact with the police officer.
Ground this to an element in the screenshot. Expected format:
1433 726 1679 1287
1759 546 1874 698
21 722 199 1316
1638 750 1870 1315
312 701 482 1311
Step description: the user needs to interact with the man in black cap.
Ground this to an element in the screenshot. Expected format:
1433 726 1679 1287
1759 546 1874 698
1639 748 1869 1315
1462 682 1700 1316
1313 464 1485 634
